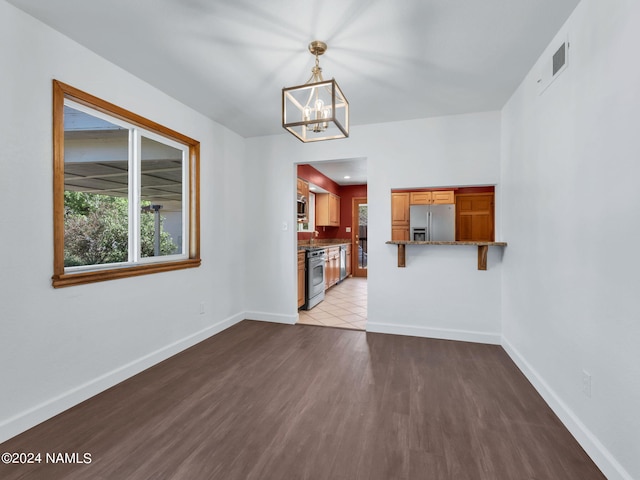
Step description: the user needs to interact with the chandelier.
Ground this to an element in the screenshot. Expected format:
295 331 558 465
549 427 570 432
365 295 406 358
282 41 349 142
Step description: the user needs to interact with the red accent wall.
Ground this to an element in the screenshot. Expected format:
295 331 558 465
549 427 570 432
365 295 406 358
455 186 495 195
336 185 367 239
297 165 367 241
297 164 340 194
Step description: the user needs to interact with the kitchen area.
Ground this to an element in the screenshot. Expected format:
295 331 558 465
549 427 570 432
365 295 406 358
388 186 502 269
296 161 368 331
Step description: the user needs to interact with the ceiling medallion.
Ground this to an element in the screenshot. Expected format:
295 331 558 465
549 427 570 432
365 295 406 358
282 41 349 142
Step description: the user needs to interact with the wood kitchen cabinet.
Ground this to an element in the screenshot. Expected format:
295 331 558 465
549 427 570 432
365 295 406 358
409 190 454 205
297 178 309 199
432 190 454 204
391 227 410 241
455 193 495 242
297 250 306 308
345 244 352 277
331 247 340 287
391 192 410 241
316 193 340 227
324 246 340 288
410 192 432 205
324 249 330 289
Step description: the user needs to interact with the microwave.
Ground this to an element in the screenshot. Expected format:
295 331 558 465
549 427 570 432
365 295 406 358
297 194 307 221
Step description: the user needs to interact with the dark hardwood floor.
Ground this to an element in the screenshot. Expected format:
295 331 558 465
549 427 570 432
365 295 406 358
0 320 604 480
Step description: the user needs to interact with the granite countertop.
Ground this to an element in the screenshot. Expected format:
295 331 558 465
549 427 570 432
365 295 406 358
385 240 507 246
298 239 351 250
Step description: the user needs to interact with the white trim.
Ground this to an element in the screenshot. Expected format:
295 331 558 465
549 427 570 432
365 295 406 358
0 312 245 444
244 311 298 325
131 128 140 262
64 98 136 130
501 337 633 480
366 321 501 345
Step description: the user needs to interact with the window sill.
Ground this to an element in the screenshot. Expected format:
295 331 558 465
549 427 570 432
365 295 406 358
51 258 201 288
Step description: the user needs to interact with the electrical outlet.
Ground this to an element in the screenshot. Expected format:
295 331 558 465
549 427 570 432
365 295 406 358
582 370 592 398
199 302 205 315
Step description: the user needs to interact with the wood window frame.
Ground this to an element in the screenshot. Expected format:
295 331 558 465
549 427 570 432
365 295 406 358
52 80 201 288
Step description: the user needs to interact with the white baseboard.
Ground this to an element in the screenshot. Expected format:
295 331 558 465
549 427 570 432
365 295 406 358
366 321 501 345
502 337 633 480
0 312 245 444
244 311 297 325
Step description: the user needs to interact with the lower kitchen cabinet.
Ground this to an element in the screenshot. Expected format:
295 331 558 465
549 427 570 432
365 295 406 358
324 246 340 289
330 247 340 287
324 249 330 289
345 244 352 277
297 250 306 308
392 226 410 241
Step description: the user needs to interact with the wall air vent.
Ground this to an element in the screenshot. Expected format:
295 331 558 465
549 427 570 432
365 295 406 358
537 38 569 95
552 42 567 75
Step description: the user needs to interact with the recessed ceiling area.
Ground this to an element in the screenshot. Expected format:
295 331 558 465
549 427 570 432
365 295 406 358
7 0 580 138
309 158 367 186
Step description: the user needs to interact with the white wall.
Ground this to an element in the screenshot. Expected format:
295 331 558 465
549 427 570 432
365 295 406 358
0 0 246 442
4 1 635 477
245 111 503 343
500 0 640 478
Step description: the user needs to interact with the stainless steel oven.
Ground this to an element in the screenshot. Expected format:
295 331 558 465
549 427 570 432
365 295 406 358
304 248 325 309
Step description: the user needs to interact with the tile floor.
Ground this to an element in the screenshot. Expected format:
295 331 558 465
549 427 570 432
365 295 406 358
298 277 367 330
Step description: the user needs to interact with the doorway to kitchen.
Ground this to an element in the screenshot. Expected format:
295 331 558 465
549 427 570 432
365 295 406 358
296 158 368 331
297 276 367 330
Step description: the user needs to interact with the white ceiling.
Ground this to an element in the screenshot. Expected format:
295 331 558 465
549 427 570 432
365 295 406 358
309 158 368 186
9 0 580 141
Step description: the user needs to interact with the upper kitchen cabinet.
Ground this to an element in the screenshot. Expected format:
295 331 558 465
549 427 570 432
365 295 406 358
297 177 309 199
409 192 431 205
316 193 340 227
409 190 454 205
432 190 454 204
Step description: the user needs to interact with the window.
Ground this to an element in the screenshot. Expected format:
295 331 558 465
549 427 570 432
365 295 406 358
297 191 316 232
52 80 200 287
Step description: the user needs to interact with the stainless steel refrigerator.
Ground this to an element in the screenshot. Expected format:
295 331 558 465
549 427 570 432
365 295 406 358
409 204 455 241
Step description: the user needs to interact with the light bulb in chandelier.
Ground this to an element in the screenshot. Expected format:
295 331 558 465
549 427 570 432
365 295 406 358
303 106 312 122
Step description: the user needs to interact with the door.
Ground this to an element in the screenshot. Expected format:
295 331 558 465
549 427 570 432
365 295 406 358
353 197 368 278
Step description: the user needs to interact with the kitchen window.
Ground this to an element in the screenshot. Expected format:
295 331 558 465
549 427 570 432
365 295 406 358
52 80 200 287
298 191 315 232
